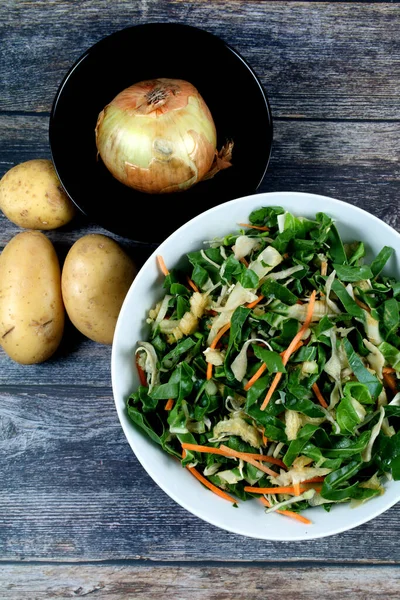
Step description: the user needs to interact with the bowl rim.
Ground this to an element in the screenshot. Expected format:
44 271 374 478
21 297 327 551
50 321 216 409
48 21 273 241
111 190 400 540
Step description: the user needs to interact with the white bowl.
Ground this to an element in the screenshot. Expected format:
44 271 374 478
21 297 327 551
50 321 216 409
111 190 400 541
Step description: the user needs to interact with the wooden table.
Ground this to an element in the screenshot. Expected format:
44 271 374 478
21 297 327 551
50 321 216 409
1 2 400 597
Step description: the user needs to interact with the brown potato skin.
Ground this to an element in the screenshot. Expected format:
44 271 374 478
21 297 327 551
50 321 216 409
0 231 65 364
61 234 137 345
0 158 76 230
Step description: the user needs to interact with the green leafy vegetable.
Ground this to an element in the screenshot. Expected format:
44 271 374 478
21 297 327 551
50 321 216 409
343 339 383 399
126 206 400 522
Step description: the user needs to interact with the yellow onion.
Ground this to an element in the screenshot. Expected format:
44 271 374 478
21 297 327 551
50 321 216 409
95 78 232 194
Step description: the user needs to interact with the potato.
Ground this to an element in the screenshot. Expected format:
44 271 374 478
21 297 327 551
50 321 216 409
0 231 65 364
0 158 76 229
61 234 137 345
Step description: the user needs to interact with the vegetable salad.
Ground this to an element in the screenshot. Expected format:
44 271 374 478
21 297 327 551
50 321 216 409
127 206 400 524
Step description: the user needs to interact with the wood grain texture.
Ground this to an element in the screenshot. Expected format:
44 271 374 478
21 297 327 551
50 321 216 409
1 564 400 599
1 0 400 575
1 114 399 241
0 115 398 383
1 386 400 562
2 2 400 120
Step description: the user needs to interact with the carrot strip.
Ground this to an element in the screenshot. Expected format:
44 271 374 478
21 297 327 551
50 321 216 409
244 340 304 392
301 484 323 493
244 363 267 391
187 465 237 503
262 429 268 447
238 223 269 231
293 482 301 496
259 372 283 411
186 275 199 293
182 450 236 503
219 444 279 477
302 476 325 483
237 451 285 469
281 290 316 364
383 367 396 374
206 362 213 381
244 485 305 495
243 324 304 394
156 255 169 276
312 382 329 409
259 497 312 525
165 398 174 411
181 443 287 469
260 290 317 411
206 322 231 380
210 322 231 349
182 444 228 457
239 257 249 268
354 296 371 312
246 294 264 309
383 371 398 392
279 340 304 358
136 358 148 387
245 483 323 495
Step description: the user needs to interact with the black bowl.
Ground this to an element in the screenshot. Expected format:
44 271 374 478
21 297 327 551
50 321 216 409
49 23 273 243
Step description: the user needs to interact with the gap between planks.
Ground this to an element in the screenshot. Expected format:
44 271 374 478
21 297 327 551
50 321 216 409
0 559 400 567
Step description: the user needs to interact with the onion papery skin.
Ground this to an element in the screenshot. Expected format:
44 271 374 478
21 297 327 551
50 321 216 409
95 78 217 194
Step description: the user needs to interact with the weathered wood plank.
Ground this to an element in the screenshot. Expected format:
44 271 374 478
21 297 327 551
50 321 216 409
1 2 400 119
0 115 399 238
0 114 398 383
1 564 400 599
0 335 113 387
1 0 400 572
1 386 400 562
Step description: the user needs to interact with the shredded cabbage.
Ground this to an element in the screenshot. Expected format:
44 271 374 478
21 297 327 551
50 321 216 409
127 206 400 522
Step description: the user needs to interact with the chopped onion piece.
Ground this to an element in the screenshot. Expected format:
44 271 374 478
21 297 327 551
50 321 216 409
363 338 385 379
213 416 262 448
232 235 260 260
328 381 341 411
217 469 243 485
203 463 222 477
203 347 225 366
263 490 315 514
273 442 285 458
266 264 304 281
153 294 172 329
285 410 302 441
287 300 336 322
323 328 342 391
248 246 283 279
190 292 210 319
205 380 218 395
362 406 385 462
325 270 342 314
207 283 258 345
135 341 160 392
277 212 287 233
349 397 367 422
230 337 273 382
363 310 383 345
346 283 355 299
271 465 332 487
